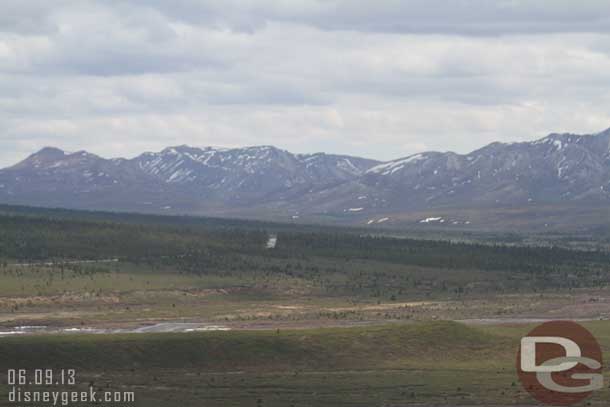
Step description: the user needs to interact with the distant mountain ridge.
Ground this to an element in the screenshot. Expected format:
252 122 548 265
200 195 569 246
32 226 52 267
2 128 610 230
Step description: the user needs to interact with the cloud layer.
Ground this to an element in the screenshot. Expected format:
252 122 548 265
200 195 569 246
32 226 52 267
2 1 610 166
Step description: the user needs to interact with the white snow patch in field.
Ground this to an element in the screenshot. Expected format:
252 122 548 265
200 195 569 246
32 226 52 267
0 331 26 336
420 217 443 223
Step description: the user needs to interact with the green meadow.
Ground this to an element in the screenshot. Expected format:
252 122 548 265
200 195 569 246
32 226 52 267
1 321 610 406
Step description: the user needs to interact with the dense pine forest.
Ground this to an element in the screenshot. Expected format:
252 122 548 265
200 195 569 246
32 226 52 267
0 204 609 300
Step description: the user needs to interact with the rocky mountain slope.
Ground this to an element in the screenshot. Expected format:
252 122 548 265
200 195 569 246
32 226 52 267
2 128 610 230
0 144 378 215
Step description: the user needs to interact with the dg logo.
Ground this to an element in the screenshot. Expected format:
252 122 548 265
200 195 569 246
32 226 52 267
517 320 603 406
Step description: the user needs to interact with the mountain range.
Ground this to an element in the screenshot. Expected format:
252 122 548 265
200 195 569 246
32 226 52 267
3 128 610 231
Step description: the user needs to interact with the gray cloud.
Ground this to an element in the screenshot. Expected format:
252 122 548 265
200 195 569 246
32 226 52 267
6 1 610 37
85 1 610 36
1 1 610 167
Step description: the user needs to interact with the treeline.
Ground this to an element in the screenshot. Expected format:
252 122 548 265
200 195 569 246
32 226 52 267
2 206 610 276
0 213 266 263
272 232 610 274
2 205 610 298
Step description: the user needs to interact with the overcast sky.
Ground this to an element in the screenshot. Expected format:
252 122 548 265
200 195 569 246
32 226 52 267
2 0 610 167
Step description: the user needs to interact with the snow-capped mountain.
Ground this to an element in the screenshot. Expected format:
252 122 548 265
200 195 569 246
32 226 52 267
359 128 610 209
2 128 610 230
0 144 378 214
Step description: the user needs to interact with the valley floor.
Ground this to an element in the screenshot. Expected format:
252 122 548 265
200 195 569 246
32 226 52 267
1 206 610 405
1 320 610 406
1 282 610 335
3 271 607 406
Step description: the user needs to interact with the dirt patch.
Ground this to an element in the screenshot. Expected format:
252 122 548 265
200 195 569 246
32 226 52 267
326 301 435 313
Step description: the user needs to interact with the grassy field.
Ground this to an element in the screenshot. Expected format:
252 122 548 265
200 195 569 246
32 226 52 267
2 258 609 330
0 320 609 406
0 321 520 406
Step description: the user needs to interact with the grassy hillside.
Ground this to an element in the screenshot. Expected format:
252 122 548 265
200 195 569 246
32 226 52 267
0 321 609 406
0 322 519 407
0 322 507 371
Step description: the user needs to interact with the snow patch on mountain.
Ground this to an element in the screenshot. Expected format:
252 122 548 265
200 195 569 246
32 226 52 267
367 154 425 175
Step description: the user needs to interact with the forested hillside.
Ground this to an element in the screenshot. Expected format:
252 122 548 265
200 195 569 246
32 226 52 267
1 205 610 299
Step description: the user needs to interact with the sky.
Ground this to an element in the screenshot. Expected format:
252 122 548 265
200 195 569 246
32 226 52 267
2 0 610 167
